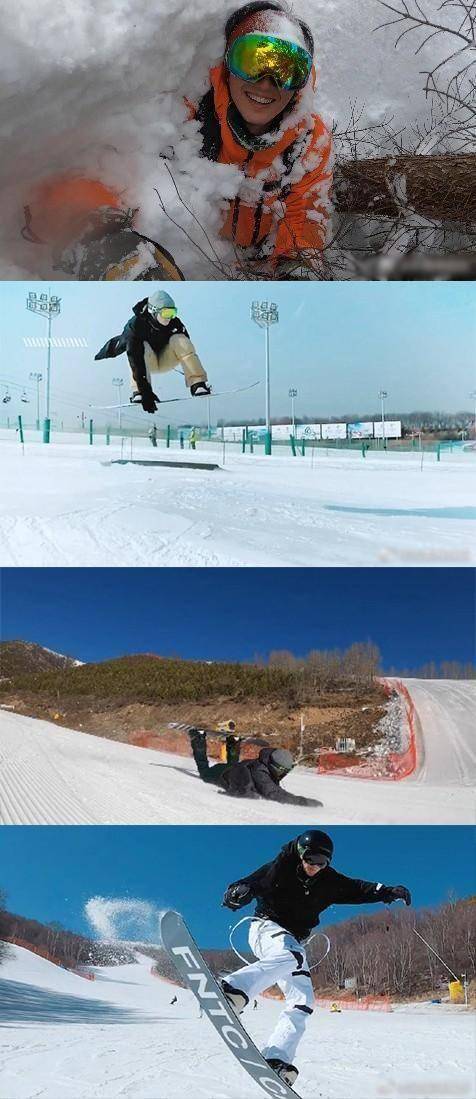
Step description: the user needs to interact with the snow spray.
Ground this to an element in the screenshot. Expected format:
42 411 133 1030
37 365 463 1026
85 896 167 947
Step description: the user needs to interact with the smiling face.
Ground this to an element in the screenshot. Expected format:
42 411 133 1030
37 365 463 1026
228 73 294 134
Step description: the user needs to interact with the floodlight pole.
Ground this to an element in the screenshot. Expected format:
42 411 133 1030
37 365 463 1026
378 389 388 450
26 291 61 442
251 300 279 455
29 372 43 431
289 387 297 436
470 390 476 439
113 378 124 430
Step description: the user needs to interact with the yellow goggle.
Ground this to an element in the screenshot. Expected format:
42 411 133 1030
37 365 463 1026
226 33 312 92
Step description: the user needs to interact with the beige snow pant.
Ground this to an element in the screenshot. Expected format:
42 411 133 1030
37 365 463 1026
130 334 207 390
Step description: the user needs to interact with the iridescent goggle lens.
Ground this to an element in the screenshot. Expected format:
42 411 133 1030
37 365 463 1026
154 306 177 320
226 33 312 92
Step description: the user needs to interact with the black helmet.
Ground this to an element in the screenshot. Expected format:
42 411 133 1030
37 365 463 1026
269 748 294 780
297 830 334 865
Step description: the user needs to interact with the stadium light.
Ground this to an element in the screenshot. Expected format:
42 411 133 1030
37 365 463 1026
251 301 279 455
26 292 62 443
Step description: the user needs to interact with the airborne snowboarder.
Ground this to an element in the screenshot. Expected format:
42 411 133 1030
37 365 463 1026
221 830 412 1086
94 290 210 413
187 728 310 806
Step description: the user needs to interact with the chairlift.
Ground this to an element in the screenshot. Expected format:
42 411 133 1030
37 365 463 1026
2 389 11 404
20 390 30 403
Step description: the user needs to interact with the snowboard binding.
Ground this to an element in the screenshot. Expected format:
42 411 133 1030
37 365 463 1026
267 1059 299 1087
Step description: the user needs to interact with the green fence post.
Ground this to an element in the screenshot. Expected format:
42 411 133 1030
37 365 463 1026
17 415 24 444
106 428 111 446
43 418 51 443
180 432 184 450
265 430 272 456
301 437 305 457
242 429 246 454
166 424 171 449
290 434 297 457
437 444 441 462
249 433 254 454
362 441 366 458
89 419 94 445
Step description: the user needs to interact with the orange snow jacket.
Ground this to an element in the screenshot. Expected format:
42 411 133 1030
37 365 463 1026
191 64 333 262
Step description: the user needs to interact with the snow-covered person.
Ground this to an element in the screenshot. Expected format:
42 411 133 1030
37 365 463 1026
187 728 310 805
221 830 411 1086
95 291 210 412
190 1 333 275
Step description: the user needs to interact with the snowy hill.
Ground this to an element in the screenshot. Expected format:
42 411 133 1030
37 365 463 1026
0 943 473 1099
0 694 473 825
0 640 83 680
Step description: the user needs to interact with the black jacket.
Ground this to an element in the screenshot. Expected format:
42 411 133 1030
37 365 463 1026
231 839 395 941
220 748 306 806
95 299 189 389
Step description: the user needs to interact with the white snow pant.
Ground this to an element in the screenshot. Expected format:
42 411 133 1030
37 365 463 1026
130 334 207 390
227 919 314 1064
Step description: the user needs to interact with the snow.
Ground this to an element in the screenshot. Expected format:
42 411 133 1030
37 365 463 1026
0 944 473 1099
0 0 466 278
0 435 474 567
0 697 473 825
403 679 476 788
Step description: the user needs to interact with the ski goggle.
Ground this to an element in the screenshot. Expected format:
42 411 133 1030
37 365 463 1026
225 33 312 92
149 305 178 320
297 845 330 867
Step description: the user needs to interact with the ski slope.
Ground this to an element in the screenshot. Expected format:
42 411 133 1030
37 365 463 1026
0 944 473 1099
0 437 474 567
0 706 473 826
403 679 476 788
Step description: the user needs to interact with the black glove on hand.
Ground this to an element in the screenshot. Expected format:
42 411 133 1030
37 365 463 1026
381 885 412 906
222 882 253 910
140 382 160 413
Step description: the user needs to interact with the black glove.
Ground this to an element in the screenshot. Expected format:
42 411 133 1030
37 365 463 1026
222 882 253 910
140 381 160 414
380 885 412 906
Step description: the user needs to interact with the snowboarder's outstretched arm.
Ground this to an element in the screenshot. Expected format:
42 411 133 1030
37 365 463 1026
223 849 290 909
125 323 160 414
330 870 412 907
251 760 309 806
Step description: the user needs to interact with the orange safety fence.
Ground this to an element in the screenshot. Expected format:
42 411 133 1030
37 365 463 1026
314 996 392 1012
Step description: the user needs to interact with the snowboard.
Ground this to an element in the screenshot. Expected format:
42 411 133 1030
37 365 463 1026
168 722 269 748
160 910 301 1099
90 381 260 411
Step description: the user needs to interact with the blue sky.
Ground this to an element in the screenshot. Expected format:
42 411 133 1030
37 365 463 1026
0 826 473 946
1 281 475 427
1 567 474 669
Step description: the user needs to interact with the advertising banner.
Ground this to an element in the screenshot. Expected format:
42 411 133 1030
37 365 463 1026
373 420 402 438
321 422 346 440
348 421 374 439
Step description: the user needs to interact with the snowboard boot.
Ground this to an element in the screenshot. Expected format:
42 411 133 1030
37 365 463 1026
190 381 211 397
130 390 144 405
266 1059 299 1087
220 979 249 1015
225 734 241 766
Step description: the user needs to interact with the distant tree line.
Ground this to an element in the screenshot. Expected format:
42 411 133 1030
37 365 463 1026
0 898 134 970
0 645 384 708
385 662 475 680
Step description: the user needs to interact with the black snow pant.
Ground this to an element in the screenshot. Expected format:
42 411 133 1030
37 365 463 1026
189 730 240 785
